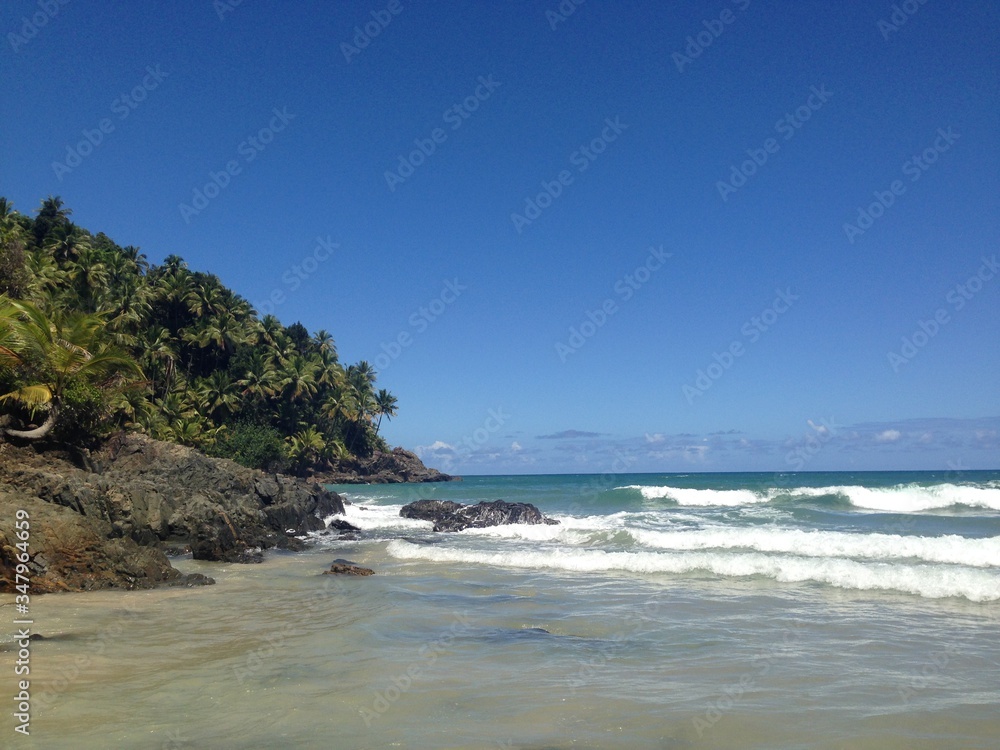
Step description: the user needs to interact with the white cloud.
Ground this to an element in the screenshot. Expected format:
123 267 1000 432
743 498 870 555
511 441 522 452
414 440 456 459
875 429 901 443
644 432 665 444
807 419 829 436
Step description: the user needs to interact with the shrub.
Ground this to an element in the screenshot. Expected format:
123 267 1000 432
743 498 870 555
209 420 288 472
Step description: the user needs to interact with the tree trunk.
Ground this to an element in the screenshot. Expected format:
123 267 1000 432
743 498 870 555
3 403 58 441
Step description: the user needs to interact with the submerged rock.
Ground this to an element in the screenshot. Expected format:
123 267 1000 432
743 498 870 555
328 518 361 533
400 499 558 532
324 561 374 576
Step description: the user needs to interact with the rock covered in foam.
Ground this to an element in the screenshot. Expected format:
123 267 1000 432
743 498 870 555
400 499 559 533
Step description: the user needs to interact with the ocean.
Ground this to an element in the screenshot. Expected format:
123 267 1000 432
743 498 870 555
7 471 1000 748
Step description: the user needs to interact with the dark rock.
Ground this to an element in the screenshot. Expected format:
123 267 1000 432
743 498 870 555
400 499 464 522
0 494 188 592
400 499 559 533
0 433 351 593
328 518 361 533
314 447 459 484
324 562 374 576
164 573 216 587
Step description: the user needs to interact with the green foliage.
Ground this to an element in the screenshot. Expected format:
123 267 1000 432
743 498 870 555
51 377 107 445
0 195 400 471
208 420 288 473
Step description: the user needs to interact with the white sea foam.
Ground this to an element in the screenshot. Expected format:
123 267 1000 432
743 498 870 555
628 527 1000 568
793 484 1000 512
617 485 769 506
328 503 432 531
460 514 614 543
385 541 1000 602
615 482 1000 512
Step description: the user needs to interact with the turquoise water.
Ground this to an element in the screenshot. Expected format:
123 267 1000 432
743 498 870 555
6 471 1000 748
336 471 1000 601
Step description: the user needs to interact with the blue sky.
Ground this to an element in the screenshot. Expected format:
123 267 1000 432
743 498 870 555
2 0 997 473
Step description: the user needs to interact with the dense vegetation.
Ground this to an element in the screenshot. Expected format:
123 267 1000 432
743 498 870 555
0 196 397 474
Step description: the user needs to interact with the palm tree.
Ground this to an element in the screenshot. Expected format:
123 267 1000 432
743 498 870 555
33 195 72 246
143 326 178 396
258 314 284 347
121 245 149 275
373 388 398 437
192 311 249 354
195 371 239 422
286 426 327 471
155 390 197 426
44 227 92 263
68 243 110 311
346 361 377 423
348 360 377 388
0 202 30 298
155 268 195 333
185 279 227 318
159 254 188 276
0 297 25 369
25 249 72 298
236 349 279 402
0 297 142 440
315 350 344 389
313 329 337 361
277 354 320 401
320 388 358 431
0 198 15 226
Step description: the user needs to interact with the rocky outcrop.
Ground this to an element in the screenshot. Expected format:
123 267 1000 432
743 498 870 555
324 560 374 576
400 499 558 532
0 495 209 593
0 433 349 593
315 447 457 484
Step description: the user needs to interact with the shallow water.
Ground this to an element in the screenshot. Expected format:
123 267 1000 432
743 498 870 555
4 471 1000 748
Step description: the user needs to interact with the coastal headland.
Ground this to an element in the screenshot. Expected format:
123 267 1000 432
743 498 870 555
0 433 452 593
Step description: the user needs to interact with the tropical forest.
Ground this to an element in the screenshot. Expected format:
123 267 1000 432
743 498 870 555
0 195 398 475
